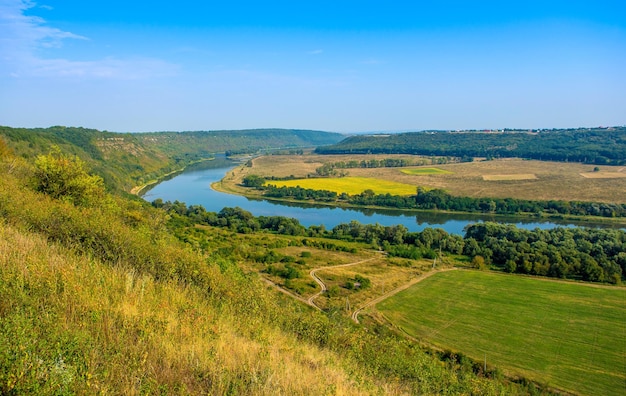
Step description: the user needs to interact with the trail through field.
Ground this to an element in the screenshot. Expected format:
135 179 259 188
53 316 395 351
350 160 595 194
307 257 378 309
262 255 456 323
260 277 315 308
351 267 456 324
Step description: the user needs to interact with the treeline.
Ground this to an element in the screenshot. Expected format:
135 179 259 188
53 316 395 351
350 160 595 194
315 128 626 165
463 223 626 283
249 180 626 218
155 200 626 284
315 157 431 176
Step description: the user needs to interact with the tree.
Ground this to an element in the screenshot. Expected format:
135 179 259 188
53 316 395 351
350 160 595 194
242 174 265 188
33 146 104 206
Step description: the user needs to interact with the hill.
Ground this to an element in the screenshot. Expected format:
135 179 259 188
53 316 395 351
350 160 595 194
315 127 626 165
0 126 344 193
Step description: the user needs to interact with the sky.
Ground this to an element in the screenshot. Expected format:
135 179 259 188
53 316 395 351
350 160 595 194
1 0 625 133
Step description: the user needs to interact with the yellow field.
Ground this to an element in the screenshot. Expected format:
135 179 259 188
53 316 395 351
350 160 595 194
267 177 418 196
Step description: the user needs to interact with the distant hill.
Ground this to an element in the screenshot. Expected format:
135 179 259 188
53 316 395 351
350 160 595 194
316 127 626 165
0 126 343 192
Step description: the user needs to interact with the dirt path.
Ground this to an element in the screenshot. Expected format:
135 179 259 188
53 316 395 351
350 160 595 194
261 254 456 323
307 257 378 309
260 277 316 308
351 267 456 324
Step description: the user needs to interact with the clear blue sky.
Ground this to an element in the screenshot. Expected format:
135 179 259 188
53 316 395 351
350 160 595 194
1 0 624 132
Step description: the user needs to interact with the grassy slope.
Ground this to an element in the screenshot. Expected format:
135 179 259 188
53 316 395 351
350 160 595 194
0 126 344 193
0 222 380 394
377 270 626 396
0 148 524 394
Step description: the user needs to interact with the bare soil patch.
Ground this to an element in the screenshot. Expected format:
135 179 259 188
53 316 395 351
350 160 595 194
580 172 626 179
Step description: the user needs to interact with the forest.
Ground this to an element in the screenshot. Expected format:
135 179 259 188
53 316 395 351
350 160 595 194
315 127 626 165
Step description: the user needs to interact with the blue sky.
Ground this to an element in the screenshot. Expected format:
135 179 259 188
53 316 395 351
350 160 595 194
1 0 624 132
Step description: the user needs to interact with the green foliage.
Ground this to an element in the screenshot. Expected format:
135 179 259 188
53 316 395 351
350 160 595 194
346 274 371 289
33 147 105 206
317 127 626 165
242 174 265 188
260 182 626 218
0 125 343 193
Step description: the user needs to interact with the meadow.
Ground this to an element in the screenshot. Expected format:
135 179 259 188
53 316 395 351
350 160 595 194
400 167 452 175
267 177 418 196
376 270 626 396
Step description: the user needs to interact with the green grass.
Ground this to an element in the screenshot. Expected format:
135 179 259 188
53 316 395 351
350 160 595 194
267 177 417 195
400 167 452 175
377 270 626 396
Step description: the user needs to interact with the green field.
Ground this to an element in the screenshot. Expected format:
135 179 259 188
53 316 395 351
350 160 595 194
267 177 417 196
377 270 626 396
400 167 452 175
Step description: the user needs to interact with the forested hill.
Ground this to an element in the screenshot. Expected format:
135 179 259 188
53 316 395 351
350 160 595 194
0 126 343 192
315 127 626 165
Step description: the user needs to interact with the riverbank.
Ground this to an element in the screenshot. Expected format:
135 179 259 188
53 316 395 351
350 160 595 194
131 157 217 196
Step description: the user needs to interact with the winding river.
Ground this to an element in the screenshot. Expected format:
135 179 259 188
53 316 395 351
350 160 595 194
141 158 622 235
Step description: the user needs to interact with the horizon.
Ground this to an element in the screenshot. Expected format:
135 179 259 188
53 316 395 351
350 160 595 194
1 1 625 132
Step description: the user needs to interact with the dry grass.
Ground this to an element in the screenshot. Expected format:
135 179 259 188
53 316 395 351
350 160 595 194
482 174 537 181
0 223 403 395
580 172 626 179
314 258 430 311
232 155 626 203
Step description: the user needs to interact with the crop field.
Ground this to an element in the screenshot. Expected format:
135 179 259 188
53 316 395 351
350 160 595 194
580 172 626 179
482 174 537 181
233 154 626 203
400 167 452 175
376 270 626 396
267 177 418 196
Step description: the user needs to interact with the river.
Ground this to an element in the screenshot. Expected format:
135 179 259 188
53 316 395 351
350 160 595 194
141 159 621 235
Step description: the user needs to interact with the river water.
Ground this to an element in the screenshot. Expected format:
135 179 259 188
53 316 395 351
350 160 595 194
141 159 620 235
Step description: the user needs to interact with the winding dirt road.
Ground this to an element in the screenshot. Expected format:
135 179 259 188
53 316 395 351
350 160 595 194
307 257 377 309
261 254 454 324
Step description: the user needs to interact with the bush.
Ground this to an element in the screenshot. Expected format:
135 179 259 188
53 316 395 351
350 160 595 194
33 147 104 206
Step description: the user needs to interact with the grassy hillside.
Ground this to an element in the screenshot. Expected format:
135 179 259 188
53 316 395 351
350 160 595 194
0 126 344 193
0 135 532 394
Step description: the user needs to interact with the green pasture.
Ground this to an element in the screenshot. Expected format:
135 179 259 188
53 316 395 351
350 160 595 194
377 270 626 396
268 177 417 196
400 167 452 175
